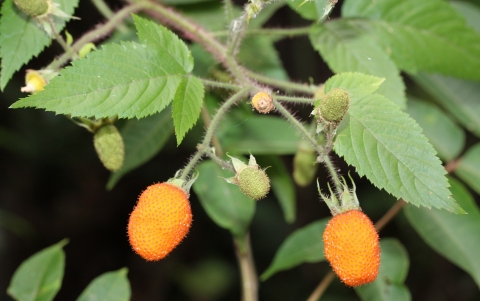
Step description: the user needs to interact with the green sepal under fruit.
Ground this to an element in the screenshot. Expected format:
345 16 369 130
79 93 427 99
225 154 270 200
93 124 125 172
313 88 350 125
168 169 199 198
14 0 48 17
317 173 360 216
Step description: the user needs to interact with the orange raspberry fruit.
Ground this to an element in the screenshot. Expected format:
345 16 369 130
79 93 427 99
128 183 192 261
323 210 380 287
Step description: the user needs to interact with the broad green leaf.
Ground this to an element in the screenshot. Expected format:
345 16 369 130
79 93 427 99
76 268 130 301
218 115 300 155
324 72 385 96
356 239 411 301
406 96 465 162
172 76 204 145
106 109 173 190
310 21 406 108
287 0 333 21
334 93 463 213
193 161 255 238
410 73 480 138
11 16 193 119
260 218 329 280
455 143 480 195
7 240 67 301
451 1 480 33
257 155 296 223
342 0 480 80
404 177 480 288
0 0 78 90
133 15 193 73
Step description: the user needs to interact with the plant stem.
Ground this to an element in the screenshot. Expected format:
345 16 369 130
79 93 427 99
375 200 406 231
306 271 335 301
179 89 248 180
201 78 242 90
247 71 317 94
234 233 258 301
47 2 146 70
213 26 312 38
275 95 315 104
90 0 129 33
47 18 76 59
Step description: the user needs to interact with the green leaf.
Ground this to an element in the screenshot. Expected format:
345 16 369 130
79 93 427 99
404 177 480 288
324 72 385 96
193 161 255 238
342 0 480 80
172 76 204 145
218 115 300 155
410 73 480 138
334 93 464 213
310 21 406 108
11 16 193 119
257 155 296 223
133 15 193 73
106 110 173 190
455 143 480 195
7 240 67 301
260 218 329 281
0 0 78 90
76 268 130 301
356 239 411 301
238 36 288 80
406 96 465 162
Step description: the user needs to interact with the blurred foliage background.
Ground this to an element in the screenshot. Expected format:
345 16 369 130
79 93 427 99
1 0 480 300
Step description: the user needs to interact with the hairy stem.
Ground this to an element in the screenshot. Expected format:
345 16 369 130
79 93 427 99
90 0 129 33
179 89 248 180
247 71 317 94
201 78 242 90
212 26 312 38
47 18 76 59
275 95 315 104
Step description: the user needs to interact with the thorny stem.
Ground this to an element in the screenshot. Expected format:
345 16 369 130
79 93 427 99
273 99 343 194
275 95 315 104
201 78 242 91
90 0 129 33
235 234 258 301
212 26 312 38
247 70 317 94
178 89 248 180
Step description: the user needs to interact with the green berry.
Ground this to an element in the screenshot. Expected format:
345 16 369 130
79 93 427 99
14 0 48 17
93 124 125 172
318 88 350 124
237 167 270 200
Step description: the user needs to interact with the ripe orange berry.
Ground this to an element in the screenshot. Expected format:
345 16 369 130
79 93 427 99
128 183 192 261
323 210 380 287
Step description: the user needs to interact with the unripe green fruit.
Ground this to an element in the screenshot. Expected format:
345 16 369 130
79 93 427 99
14 0 49 17
93 124 125 172
318 88 350 124
236 167 270 200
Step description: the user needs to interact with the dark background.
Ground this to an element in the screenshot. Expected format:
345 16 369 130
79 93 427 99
1 1 480 300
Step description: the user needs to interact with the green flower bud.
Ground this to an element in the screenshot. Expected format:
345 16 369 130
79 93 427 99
318 88 350 124
14 0 48 17
237 166 270 200
93 124 124 172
